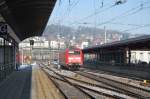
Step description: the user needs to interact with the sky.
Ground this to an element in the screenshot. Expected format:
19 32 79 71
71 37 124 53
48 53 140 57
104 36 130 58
47 0 150 34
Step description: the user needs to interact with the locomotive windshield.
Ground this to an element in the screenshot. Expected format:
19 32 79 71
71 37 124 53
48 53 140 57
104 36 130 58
69 50 80 55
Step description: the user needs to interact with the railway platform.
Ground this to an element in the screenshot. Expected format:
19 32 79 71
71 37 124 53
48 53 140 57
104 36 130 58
84 62 150 80
0 64 64 99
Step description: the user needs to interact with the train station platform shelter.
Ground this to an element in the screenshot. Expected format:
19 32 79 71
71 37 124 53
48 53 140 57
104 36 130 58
83 35 150 79
0 0 56 82
83 35 150 65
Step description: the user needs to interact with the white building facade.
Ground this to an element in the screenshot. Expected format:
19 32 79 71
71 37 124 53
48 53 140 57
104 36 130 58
131 50 150 64
81 41 89 49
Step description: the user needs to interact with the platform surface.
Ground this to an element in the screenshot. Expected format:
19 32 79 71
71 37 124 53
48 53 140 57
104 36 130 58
0 64 64 99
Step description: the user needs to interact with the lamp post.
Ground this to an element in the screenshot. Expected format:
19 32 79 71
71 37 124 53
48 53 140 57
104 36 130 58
104 26 107 44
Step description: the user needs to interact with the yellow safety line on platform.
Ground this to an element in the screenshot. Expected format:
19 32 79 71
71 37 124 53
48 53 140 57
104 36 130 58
31 67 65 99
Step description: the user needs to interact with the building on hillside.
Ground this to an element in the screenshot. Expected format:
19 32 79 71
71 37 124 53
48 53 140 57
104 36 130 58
50 40 58 49
50 39 66 49
81 41 89 49
19 37 49 48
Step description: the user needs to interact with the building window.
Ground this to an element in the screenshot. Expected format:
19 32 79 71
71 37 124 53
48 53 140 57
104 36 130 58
148 53 150 63
139 53 143 62
131 52 136 63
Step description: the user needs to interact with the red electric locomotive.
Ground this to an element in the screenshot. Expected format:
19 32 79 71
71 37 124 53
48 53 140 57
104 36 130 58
59 48 83 70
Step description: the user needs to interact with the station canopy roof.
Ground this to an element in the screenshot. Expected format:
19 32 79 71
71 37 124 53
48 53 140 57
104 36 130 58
83 35 150 53
0 0 56 41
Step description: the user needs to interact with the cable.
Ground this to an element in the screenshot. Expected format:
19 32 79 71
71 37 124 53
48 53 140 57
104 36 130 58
106 22 145 27
122 24 150 32
126 5 150 16
97 2 150 26
70 2 115 25
66 0 80 16
57 0 80 25
70 0 80 10
70 0 130 25
59 0 62 6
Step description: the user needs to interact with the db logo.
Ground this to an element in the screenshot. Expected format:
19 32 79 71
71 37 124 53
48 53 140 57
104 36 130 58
0 22 7 35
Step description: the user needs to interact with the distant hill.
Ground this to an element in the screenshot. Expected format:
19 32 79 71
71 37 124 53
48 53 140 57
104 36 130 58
43 24 146 42
43 24 123 37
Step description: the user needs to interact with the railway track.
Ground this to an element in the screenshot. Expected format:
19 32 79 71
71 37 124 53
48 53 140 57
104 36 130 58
75 70 150 99
83 65 149 81
41 65 140 99
41 67 94 99
81 68 146 82
47 69 140 98
81 69 150 89
49 67 146 99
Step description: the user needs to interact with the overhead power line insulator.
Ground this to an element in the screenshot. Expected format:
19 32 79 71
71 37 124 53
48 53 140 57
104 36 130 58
115 0 127 5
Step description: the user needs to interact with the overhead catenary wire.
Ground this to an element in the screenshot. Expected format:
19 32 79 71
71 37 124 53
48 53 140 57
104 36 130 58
54 0 125 26
49 0 80 25
70 0 130 26
58 0 61 5
125 5 150 16
97 6 150 26
54 0 81 37
70 0 150 28
51 0 150 34
69 0 80 11
97 1 150 26
57 0 81 25
108 5 150 33
108 22 148 27
76 22 146 27
70 1 115 25
122 24 150 32
65 0 80 18
48 0 62 25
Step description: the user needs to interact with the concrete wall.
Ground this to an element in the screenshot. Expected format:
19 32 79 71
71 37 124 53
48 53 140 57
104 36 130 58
0 47 4 64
